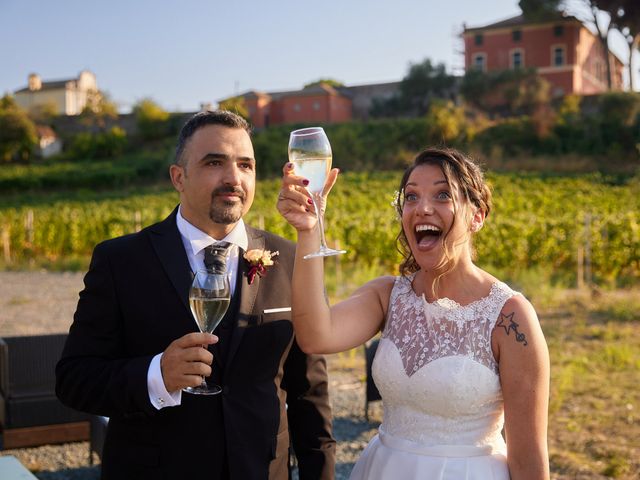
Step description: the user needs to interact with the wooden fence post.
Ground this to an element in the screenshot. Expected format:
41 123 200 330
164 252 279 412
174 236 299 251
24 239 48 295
25 209 34 245
577 244 584 290
584 214 592 287
2 226 10 264
134 211 142 232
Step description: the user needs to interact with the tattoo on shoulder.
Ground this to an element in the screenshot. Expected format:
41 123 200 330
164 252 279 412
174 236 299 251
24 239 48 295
496 312 528 346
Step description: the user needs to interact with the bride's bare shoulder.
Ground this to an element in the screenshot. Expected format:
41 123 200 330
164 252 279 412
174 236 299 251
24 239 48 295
360 275 396 293
353 275 397 312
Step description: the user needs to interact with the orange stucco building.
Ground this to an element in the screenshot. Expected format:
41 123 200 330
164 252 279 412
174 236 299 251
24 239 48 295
463 14 624 97
233 83 352 128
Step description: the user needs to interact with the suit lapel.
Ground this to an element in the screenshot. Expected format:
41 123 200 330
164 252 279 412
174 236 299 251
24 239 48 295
225 227 264 369
148 215 266 369
148 207 192 316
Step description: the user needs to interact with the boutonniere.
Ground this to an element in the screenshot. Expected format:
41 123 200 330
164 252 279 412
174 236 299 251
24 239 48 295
244 249 279 285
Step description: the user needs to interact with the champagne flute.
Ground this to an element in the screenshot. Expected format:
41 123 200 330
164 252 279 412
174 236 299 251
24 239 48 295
288 127 346 259
184 270 230 395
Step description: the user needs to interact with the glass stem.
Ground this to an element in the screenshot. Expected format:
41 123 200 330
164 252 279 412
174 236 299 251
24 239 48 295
200 344 208 387
311 193 328 250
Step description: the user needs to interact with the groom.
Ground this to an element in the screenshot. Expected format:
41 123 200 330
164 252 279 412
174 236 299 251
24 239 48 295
56 110 335 479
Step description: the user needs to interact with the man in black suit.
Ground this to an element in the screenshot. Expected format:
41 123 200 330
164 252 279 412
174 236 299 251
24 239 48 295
56 110 335 479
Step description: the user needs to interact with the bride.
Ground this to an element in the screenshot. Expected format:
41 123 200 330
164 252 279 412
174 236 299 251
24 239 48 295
277 147 550 479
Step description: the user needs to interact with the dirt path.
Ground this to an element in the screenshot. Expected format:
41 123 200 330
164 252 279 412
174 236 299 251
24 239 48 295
0 271 85 336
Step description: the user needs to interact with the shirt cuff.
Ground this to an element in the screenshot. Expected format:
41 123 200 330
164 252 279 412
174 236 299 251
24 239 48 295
147 353 182 409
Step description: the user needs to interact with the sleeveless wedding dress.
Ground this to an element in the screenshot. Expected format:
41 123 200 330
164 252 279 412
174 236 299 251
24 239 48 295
349 275 518 480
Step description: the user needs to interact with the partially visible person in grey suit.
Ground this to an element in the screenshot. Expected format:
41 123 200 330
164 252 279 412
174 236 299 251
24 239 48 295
56 110 336 479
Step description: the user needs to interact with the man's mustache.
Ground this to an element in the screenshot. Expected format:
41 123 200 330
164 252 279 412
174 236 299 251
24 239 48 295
212 186 245 200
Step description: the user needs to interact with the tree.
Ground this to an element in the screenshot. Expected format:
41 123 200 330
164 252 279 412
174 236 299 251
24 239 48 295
303 78 344 88
461 68 549 116
596 91 640 151
424 100 467 144
598 0 640 90
571 0 616 89
218 96 249 120
0 95 38 162
80 90 118 130
556 94 582 125
504 72 551 115
519 0 562 21
69 126 128 159
132 98 169 140
371 58 456 117
399 59 455 115
0 94 18 111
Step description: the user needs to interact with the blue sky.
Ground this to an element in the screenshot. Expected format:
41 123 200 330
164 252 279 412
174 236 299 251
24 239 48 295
1 0 635 112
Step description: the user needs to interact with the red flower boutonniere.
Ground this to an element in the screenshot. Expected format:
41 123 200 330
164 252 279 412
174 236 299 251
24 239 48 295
244 249 279 285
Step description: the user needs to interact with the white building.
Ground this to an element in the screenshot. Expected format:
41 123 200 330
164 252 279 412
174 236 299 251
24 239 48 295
14 70 98 116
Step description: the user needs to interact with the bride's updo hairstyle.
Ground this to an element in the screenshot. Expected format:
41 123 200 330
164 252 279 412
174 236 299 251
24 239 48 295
395 147 492 282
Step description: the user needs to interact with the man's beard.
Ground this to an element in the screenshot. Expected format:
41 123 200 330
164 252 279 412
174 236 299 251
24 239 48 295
209 186 246 224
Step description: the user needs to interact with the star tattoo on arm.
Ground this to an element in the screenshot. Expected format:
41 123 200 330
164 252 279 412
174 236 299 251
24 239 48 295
496 312 528 346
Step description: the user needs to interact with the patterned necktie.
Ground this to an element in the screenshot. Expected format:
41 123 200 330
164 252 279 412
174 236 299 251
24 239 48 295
204 241 231 274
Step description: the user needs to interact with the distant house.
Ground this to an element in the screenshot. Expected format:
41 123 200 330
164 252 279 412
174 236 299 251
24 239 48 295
228 83 352 128
338 81 401 120
463 14 624 97
14 70 98 116
35 125 63 158
221 81 400 128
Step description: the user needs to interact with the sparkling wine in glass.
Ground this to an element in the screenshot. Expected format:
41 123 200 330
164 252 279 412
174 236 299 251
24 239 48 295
184 269 230 395
288 127 346 259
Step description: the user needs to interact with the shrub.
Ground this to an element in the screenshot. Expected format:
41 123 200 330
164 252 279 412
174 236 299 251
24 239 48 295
0 99 38 162
68 127 128 159
133 98 170 140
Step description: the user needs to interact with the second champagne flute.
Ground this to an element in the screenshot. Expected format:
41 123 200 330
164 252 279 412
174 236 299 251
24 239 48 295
184 270 230 395
288 127 346 259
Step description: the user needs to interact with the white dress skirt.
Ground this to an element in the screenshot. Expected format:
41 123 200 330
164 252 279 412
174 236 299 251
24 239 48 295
350 427 509 480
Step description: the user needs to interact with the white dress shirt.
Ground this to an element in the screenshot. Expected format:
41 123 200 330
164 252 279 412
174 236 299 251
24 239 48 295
147 206 249 409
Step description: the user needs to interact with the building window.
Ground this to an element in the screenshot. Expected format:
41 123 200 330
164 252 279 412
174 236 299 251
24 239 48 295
474 34 483 46
510 49 524 69
554 25 564 37
512 30 522 42
313 101 320 111
553 46 565 66
473 53 487 72
293 103 301 112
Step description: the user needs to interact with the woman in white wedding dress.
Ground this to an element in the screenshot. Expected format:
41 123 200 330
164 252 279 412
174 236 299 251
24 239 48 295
277 147 550 480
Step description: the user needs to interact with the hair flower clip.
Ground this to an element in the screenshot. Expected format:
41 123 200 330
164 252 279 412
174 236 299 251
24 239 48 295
244 249 279 285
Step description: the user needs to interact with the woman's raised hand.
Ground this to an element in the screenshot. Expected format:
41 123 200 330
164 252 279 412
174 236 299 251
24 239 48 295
277 162 339 232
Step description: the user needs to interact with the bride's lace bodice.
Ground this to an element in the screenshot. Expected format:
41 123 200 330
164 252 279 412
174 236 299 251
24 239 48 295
372 275 518 451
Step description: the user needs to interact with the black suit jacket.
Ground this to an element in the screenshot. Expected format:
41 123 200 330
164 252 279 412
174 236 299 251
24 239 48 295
56 208 335 479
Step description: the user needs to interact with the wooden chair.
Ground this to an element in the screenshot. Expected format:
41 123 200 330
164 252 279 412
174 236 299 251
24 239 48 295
363 338 382 421
89 415 108 465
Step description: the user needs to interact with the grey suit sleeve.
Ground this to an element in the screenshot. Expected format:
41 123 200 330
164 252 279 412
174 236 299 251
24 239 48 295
283 339 336 480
